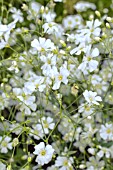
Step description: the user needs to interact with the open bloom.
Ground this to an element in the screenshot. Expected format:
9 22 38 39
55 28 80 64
0 161 6 170
42 22 59 34
55 156 74 170
40 116 55 134
77 19 101 42
0 136 12 153
10 7 23 22
83 90 102 105
52 64 70 90
33 142 54 165
78 45 99 73
99 123 113 140
31 37 55 52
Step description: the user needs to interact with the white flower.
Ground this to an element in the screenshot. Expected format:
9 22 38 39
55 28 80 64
63 15 83 30
97 146 111 158
0 92 9 110
70 42 86 55
33 142 54 165
54 0 62 2
24 75 46 93
42 22 59 34
74 1 96 12
0 161 6 170
52 64 70 90
0 136 12 153
29 2 41 17
42 11 56 22
40 116 55 134
10 123 22 135
99 123 113 140
77 19 101 43
30 124 44 140
10 7 23 22
83 90 102 105
78 103 94 117
78 45 99 72
40 53 57 76
31 37 55 52
13 88 36 115
55 156 74 170
86 156 105 170
0 20 17 49
8 61 19 73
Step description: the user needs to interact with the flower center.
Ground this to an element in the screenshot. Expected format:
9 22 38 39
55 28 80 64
87 56 91 61
47 59 51 64
85 106 90 111
106 128 111 134
35 84 39 89
43 120 49 128
58 75 63 81
89 97 93 102
63 160 68 166
48 23 53 27
2 141 8 147
40 47 45 52
68 21 72 25
90 28 94 32
40 150 46 156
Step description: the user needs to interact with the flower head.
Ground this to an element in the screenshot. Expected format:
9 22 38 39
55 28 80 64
33 142 54 165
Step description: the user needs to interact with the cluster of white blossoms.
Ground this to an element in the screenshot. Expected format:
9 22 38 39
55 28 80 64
1 0 113 169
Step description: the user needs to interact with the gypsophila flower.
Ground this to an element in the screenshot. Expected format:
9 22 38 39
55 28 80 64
74 1 96 12
40 116 55 134
55 156 74 170
99 123 113 140
10 7 23 22
78 45 99 73
83 90 102 105
31 37 55 53
0 136 12 153
33 142 54 165
52 64 70 90
0 161 6 170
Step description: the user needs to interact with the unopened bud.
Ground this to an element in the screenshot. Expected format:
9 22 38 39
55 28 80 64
7 165 11 170
106 17 112 22
60 40 66 47
95 11 101 17
94 37 101 42
21 4 28 11
40 6 44 14
28 157 32 162
79 164 86 169
106 23 110 28
45 7 49 13
13 138 19 147
1 116 4 121
21 155 28 160
89 14 94 20
66 46 71 51
102 32 107 38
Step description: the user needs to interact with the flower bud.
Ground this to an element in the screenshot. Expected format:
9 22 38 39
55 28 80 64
40 6 44 14
106 23 110 29
106 17 112 22
94 37 101 42
95 11 101 17
60 40 66 47
21 4 28 11
28 157 32 162
7 165 11 170
13 138 19 147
